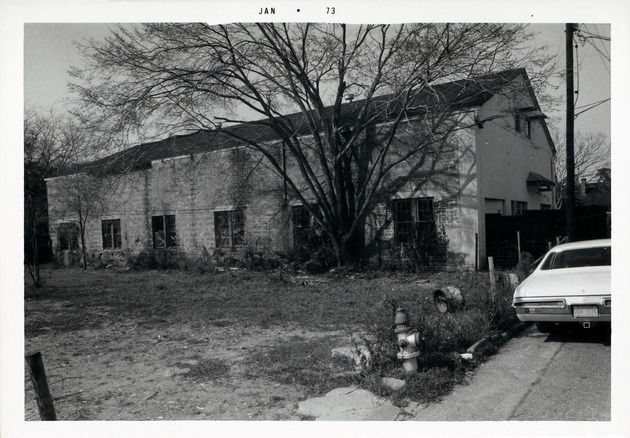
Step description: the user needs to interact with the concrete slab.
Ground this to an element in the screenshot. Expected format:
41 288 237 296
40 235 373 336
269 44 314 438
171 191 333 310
299 326 602 422
297 387 401 421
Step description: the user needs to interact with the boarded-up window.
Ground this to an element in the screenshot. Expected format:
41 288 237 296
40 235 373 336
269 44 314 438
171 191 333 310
214 210 245 248
102 219 122 249
152 215 177 249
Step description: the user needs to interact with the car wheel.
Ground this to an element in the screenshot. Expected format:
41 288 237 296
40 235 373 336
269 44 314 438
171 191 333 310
535 322 554 333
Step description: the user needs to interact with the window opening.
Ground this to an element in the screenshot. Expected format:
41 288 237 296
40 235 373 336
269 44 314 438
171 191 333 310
58 222 79 251
152 215 177 249
393 197 435 243
511 201 528 216
102 219 122 249
214 210 245 248
292 205 312 248
514 113 522 133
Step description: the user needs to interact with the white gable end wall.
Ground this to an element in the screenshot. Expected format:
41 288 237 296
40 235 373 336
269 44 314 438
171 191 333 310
475 89 555 266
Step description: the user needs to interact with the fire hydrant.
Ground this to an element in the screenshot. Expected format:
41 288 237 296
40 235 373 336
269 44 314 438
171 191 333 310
394 308 422 374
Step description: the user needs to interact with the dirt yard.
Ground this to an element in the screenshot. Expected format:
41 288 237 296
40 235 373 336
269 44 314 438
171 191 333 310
26 266 459 421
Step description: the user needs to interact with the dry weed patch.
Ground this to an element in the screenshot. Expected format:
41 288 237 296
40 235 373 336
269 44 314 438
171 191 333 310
24 266 518 419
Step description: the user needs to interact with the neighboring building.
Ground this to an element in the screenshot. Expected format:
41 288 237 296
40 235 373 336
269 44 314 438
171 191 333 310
578 168 611 211
46 68 556 269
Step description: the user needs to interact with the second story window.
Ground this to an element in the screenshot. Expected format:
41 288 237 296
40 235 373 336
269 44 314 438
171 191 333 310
102 219 122 249
514 113 522 133
152 215 177 249
515 112 534 139
511 201 528 216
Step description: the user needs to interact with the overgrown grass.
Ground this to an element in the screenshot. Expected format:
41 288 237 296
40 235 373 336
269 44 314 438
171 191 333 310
26 266 460 335
346 271 519 404
244 336 358 397
25 265 520 405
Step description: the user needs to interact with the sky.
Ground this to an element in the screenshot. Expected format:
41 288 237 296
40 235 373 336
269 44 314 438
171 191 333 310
24 23 114 112
530 23 611 140
23 23 611 144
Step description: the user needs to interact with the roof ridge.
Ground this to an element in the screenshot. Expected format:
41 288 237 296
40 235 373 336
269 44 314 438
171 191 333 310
75 68 532 176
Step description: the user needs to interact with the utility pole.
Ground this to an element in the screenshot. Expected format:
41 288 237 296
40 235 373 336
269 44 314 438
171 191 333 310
565 23 576 242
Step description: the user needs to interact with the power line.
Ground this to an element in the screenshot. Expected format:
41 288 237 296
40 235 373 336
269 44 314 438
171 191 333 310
576 24 610 73
575 98 611 110
574 98 611 118
592 24 611 60
576 30 610 41
583 33 611 62
572 24 610 113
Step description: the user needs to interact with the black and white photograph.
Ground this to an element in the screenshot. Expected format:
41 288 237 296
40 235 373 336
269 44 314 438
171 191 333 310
2 1 628 437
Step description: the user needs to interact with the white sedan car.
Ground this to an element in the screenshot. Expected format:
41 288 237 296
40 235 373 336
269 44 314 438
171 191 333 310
512 239 611 333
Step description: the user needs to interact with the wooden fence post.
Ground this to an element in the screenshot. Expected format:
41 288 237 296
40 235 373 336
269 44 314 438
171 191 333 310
488 256 496 301
475 233 479 272
25 352 57 421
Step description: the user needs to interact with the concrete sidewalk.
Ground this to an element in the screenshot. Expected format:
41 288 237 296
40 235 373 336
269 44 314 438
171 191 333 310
297 327 564 421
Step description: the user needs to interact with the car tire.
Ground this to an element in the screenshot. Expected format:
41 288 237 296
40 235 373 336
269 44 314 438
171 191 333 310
535 322 554 333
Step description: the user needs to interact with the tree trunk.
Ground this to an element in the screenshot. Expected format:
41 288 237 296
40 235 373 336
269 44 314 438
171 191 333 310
78 214 88 270
27 218 41 287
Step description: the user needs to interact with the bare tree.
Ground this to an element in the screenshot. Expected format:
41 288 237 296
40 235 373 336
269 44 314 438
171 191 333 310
553 131 610 209
48 172 108 270
24 109 97 284
69 23 556 266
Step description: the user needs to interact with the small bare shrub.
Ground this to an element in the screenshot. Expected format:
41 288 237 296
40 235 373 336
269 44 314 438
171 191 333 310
242 244 279 271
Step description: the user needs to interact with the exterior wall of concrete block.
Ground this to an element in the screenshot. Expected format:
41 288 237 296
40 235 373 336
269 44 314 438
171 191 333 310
363 117 480 267
46 146 290 264
46 77 555 269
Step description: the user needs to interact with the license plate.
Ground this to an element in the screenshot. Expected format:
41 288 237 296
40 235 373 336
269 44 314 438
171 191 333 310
573 306 598 318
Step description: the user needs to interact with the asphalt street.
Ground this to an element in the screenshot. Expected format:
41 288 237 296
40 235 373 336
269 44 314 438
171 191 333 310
409 324 611 421
509 325 611 421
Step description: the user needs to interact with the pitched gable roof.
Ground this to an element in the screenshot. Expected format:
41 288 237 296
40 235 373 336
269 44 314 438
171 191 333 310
80 68 551 175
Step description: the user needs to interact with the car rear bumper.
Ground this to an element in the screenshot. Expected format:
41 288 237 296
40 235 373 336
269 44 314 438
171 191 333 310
512 295 611 323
